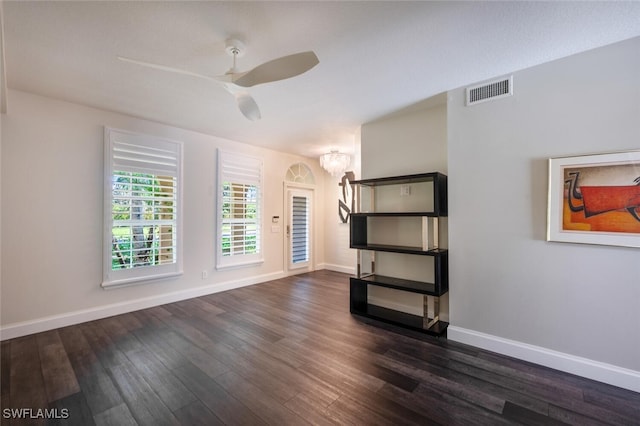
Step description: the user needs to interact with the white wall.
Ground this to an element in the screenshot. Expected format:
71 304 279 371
360 98 449 318
447 37 640 389
322 171 356 274
0 110 3 300
321 128 361 274
0 89 326 337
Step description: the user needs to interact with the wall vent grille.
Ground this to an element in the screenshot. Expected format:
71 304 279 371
466 76 513 106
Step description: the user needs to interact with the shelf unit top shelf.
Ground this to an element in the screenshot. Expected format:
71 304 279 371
351 172 446 187
351 212 441 217
350 243 447 256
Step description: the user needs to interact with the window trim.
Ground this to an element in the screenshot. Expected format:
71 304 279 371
102 127 184 288
216 149 264 270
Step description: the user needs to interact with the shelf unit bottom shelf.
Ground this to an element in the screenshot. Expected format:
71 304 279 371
350 277 448 337
351 304 448 337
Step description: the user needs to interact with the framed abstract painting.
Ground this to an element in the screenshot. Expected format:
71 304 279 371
547 150 640 248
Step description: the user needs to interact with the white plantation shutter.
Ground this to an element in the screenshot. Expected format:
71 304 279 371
291 196 309 264
217 150 264 269
111 139 180 175
103 128 183 288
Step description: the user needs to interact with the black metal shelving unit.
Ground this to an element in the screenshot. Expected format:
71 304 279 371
349 172 449 336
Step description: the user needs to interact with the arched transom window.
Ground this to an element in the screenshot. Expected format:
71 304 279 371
285 163 315 185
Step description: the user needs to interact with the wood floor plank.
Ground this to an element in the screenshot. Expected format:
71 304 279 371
582 386 640 422
451 346 584 399
476 347 640 425
117 313 144 332
107 361 180 426
75 371 125 420
357 347 506 415
57 325 124 417
92 403 137 426
547 402 633 426
297 358 385 400
48 391 95 426
102 319 198 413
36 331 80 403
130 325 189 371
216 311 286 344
124 348 197 412
79 322 129 370
162 302 198 319
237 337 306 369
214 370 310 425
229 339 343 402
384 347 550 415
325 392 424 426
158 315 219 351
324 378 437 426
1 340 11 412
283 391 341 426
156 327 229 380
380 382 511 426
205 312 285 348
132 307 172 328
175 298 226 317
170 328 301 404
9 336 48 413
340 349 420 393
446 357 582 408
168 308 254 350
502 400 567 425
226 309 311 343
172 400 224 426
96 316 130 342
172 362 267 426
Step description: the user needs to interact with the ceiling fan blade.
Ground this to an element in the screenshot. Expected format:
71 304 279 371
117 56 226 83
232 51 319 88
234 91 261 121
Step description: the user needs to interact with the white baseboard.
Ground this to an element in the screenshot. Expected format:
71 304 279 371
320 263 355 275
448 325 640 393
0 271 286 341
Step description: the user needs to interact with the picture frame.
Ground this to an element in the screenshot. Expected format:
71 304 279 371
547 150 640 248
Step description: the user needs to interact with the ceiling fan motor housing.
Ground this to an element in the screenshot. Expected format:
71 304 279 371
225 38 246 58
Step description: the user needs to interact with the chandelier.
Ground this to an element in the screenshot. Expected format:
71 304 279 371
319 151 350 176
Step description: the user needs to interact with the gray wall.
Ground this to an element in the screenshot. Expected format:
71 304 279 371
447 37 640 371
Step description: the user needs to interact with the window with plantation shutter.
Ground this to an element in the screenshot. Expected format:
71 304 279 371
216 150 264 269
103 128 183 288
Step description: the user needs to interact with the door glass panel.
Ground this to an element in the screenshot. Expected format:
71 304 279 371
291 195 309 264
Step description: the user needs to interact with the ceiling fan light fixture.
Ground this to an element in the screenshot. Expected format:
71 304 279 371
320 151 350 176
117 36 318 121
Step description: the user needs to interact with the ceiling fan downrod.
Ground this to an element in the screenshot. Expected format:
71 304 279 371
225 38 245 74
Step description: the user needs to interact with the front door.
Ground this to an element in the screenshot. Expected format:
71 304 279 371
286 187 313 273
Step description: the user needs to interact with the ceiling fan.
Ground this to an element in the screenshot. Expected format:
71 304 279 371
118 38 319 121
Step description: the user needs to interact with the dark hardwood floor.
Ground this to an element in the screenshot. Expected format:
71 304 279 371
1 270 639 425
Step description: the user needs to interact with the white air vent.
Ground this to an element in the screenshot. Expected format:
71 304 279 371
466 76 513 106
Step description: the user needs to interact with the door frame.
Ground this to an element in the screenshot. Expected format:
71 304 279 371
283 182 315 276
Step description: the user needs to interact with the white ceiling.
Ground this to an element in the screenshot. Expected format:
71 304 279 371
2 1 640 158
